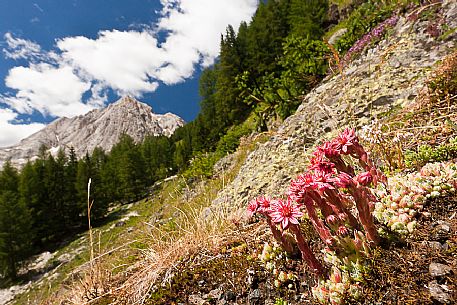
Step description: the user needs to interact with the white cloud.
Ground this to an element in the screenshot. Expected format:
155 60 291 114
3 33 42 60
3 63 92 117
57 30 163 96
56 0 258 88
0 108 45 147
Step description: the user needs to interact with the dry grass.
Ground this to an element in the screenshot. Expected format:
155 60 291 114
112 205 242 304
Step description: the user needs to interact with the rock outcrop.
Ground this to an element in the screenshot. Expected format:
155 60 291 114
0 96 184 167
212 0 457 212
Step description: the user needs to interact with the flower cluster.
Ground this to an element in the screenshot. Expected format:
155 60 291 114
375 161 457 235
342 15 399 67
312 267 362 305
289 128 384 248
247 129 385 276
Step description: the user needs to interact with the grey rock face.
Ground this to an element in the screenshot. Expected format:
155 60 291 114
0 96 184 167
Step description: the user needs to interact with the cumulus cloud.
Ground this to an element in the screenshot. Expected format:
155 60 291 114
1 0 258 129
3 63 92 117
0 108 45 147
57 30 163 96
57 0 258 89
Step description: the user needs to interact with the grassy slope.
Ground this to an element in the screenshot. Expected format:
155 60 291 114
10 131 270 304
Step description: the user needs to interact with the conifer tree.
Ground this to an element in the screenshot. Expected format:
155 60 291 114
0 161 32 280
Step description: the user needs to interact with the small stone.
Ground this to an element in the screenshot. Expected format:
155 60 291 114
224 291 236 301
189 294 207 305
421 241 443 250
248 289 261 304
432 221 452 241
429 262 453 278
207 288 222 300
246 268 258 288
429 280 453 304
115 220 126 227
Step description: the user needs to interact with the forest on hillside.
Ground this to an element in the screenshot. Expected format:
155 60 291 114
0 0 406 283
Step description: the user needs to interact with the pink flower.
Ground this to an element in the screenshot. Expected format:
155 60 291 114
334 172 355 189
333 128 358 154
337 225 350 237
356 171 373 186
269 199 304 230
311 171 335 193
309 160 336 174
326 215 339 227
317 141 340 159
246 196 271 217
289 173 313 203
246 199 259 217
256 196 271 214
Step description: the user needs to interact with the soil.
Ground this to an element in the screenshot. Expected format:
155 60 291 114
361 195 457 305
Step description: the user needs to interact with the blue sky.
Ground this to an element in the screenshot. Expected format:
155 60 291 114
0 0 258 147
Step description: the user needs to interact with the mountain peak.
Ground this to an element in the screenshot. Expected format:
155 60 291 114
111 96 154 111
0 97 185 167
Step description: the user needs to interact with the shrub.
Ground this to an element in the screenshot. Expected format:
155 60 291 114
405 138 457 169
333 1 396 54
215 123 253 156
183 152 220 180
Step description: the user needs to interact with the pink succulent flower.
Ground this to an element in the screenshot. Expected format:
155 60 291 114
356 171 373 186
311 171 336 193
326 215 339 227
310 160 336 174
269 198 304 230
334 172 355 188
256 196 272 214
337 225 350 237
333 128 358 154
318 141 340 159
289 173 314 203
246 199 259 217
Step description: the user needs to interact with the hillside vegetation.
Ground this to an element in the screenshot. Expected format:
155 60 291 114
2 0 457 304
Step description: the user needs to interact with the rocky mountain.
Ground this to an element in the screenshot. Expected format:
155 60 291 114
0 96 185 167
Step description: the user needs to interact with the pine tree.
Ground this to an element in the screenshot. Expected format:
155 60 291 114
64 147 81 228
109 135 147 202
0 161 32 280
288 0 328 39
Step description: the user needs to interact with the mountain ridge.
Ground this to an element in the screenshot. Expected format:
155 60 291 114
0 96 185 167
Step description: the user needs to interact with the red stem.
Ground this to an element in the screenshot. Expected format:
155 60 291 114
266 218 295 254
290 224 325 276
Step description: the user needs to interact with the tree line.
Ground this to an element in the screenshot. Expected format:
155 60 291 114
0 0 331 282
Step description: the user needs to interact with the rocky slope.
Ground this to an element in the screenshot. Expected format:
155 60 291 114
0 96 184 167
212 0 457 212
